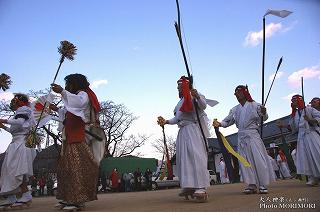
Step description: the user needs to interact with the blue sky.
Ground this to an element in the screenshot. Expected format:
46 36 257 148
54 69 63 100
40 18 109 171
0 0 319 158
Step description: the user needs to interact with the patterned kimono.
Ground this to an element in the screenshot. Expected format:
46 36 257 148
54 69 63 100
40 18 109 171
220 101 275 186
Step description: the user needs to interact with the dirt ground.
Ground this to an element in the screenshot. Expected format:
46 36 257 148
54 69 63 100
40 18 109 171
13 179 320 212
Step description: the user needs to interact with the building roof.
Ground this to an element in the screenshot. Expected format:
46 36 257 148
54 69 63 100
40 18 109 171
208 115 296 153
33 144 60 173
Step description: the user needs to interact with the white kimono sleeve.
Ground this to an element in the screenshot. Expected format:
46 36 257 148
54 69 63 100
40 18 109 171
168 110 181 125
195 94 207 110
4 118 25 133
220 108 236 128
60 90 89 121
310 107 320 123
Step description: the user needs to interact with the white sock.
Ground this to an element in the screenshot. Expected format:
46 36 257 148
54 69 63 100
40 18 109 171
194 188 206 194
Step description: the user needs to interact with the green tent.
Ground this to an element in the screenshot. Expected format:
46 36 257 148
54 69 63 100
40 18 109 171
100 156 158 176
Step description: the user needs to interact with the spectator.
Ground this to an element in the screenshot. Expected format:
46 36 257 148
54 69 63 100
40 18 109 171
122 171 131 192
276 149 292 179
99 169 107 193
144 168 153 190
46 175 54 196
110 168 119 192
219 158 230 184
134 168 142 191
267 151 280 180
38 176 46 196
30 176 38 197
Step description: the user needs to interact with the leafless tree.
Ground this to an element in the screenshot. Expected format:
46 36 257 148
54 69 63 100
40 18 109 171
0 91 148 157
151 136 176 159
98 100 149 157
0 101 12 118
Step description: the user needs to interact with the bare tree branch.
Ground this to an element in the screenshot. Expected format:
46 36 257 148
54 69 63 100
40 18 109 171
151 136 176 159
99 101 148 157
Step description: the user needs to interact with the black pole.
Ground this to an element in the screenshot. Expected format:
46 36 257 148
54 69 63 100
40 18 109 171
35 58 65 131
279 127 296 173
264 57 283 106
174 23 192 80
52 57 64 84
174 0 191 78
162 126 173 180
214 127 235 183
262 17 266 107
174 0 208 153
260 17 266 138
301 77 307 116
301 77 305 106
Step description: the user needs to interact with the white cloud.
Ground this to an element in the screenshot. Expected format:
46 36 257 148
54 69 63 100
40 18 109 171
90 80 108 89
288 66 320 87
0 92 14 101
269 71 284 82
282 20 298 33
244 22 282 47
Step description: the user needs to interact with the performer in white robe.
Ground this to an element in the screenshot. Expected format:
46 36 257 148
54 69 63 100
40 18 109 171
276 149 292 179
0 94 36 206
267 154 280 179
288 95 320 186
310 97 320 111
291 146 297 168
213 85 275 194
219 158 230 184
51 73 104 210
157 76 209 201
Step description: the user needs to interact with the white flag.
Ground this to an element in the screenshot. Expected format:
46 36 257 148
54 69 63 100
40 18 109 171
264 9 292 18
205 98 219 107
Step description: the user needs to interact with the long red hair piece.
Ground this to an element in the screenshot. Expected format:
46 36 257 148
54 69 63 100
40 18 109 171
291 95 305 117
178 76 193 112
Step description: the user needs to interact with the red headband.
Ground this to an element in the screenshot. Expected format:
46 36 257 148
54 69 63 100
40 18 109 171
12 95 29 108
16 99 28 107
235 85 253 102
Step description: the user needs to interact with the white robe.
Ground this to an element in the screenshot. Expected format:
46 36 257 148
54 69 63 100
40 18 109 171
290 106 320 177
58 90 105 164
168 94 209 189
276 155 291 178
267 155 279 171
291 148 297 167
0 106 37 195
220 101 275 187
219 161 230 184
